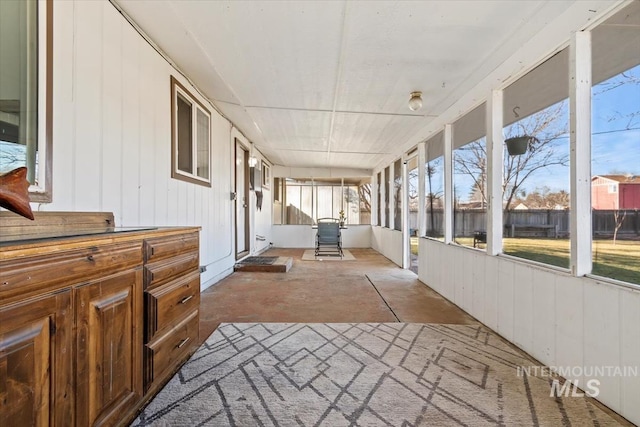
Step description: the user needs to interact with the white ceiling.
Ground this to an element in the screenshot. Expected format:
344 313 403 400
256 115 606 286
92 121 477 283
113 0 623 171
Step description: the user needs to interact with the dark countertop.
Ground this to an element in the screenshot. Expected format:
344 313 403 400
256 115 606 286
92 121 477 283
0 226 158 246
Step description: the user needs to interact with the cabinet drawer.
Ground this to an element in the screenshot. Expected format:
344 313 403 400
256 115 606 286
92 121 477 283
144 252 199 289
0 242 142 303
144 309 198 389
144 233 199 263
146 271 200 341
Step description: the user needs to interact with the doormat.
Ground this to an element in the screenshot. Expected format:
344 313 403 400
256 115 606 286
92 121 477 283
237 256 279 265
301 249 356 261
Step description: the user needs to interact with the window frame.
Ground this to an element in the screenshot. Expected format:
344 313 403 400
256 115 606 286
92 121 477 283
393 158 402 231
170 76 212 187
4 0 53 202
376 172 381 226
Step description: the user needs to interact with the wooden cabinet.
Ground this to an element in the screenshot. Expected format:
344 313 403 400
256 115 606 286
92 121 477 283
0 291 73 426
0 217 200 427
142 232 200 392
76 269 143 427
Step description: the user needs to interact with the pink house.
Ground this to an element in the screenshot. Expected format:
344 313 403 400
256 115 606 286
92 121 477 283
591 175 640 209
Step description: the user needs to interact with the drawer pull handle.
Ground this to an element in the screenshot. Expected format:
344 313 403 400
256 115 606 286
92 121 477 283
179 295 194 304
177 337 190 349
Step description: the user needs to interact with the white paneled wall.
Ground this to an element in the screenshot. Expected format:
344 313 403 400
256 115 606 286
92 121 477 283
371 226 403 267
38 1 258 288
419 238 640 425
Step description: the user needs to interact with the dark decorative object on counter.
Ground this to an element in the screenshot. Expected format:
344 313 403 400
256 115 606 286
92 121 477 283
0 167 34 220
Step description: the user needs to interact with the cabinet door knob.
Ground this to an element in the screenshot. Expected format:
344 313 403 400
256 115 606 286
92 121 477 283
176 337 190 349
179 295 194 304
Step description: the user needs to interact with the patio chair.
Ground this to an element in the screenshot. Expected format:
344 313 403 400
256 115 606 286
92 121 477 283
315 218 343 258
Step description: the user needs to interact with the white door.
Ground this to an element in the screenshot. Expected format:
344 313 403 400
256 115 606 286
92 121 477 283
235 141 249 258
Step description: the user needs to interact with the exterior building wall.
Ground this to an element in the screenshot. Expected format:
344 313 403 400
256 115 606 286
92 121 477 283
591 178 618 210
620 184 640 209
30 0 270 289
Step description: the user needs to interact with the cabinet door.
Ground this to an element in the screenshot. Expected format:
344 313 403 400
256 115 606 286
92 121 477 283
0 291 73 426
76 269 143 427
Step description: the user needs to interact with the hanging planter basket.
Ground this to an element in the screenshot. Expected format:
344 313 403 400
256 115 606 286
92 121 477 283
505 135 537 156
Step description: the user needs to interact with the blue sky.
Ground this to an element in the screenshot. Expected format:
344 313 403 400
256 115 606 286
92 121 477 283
445 63 640 202
591 64 640 177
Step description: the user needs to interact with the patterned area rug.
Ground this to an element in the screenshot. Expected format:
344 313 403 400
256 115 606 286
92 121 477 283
132 323 622 426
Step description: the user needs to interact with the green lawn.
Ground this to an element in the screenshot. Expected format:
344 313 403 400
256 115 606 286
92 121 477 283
410 237 419 255
430 236 639 284
592 240 640 284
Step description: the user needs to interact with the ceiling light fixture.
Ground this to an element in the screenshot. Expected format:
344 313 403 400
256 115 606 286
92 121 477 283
408 91 423 111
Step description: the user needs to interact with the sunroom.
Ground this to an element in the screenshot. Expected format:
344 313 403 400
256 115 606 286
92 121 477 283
0 0 639 425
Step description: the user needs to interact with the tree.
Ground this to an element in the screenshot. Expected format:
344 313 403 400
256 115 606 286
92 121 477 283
613 210 627 245
503 101 570 210
408 168 419 211
0 143 26 172
454 141 487 205
342 183 373 224
517 186 570 209
454 101 569 212
357 183 371 213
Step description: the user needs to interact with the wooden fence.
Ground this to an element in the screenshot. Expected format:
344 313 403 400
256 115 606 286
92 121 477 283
412 209 640 237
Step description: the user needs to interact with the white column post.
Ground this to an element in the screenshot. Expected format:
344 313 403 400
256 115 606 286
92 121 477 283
380 169 386 228
418 143 426 237
487 90 504 255
387 161 396 230
371 174 377 227
402 159 409 269
444 124 454 244
570 31 592 276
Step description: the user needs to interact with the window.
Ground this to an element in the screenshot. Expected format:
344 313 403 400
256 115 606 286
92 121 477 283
393 159 402 231
0 0 52 201
425 132 444 240
384 167 390 228
273 177 371 225
407 156 418 235
376 172 382 226
591 2 640 284
453 104 487 248
171 77 211 186
282 178 314 225
315 178 343 221
502 49 570 268
273 178 283 224
261 161 271 190
348 179 371 225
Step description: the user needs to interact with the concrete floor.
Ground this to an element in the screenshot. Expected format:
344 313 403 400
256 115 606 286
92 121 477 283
196 247 632 426
199 248 476 342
